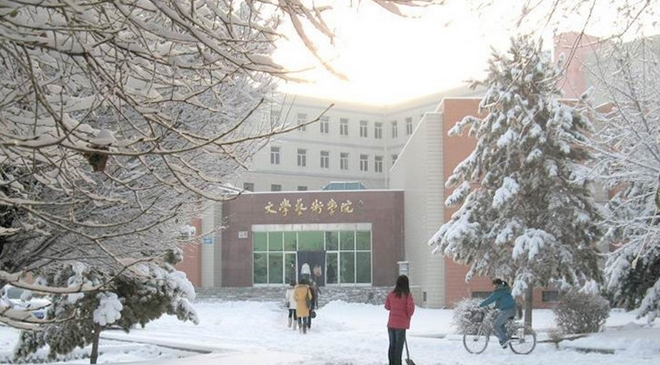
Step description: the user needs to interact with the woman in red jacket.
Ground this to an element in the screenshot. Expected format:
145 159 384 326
384 275 415 365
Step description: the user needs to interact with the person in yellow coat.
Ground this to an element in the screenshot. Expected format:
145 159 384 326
293 278 312 334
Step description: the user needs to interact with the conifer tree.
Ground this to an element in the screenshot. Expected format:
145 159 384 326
428 35 603 325
14 251 197 364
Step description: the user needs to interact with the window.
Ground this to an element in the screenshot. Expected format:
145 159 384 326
542 290 559 302
359 120 368 138
360 154 368 172
297 186 308 191
297 148 307 167
374 122 382 139
391 120 398 139
320 116 329 134
320 151 330 169
471 291 491 299
391 154 398 166
271 184 281 191
296 113 307 132
253 228 372 285
340 152 349 170
270 110 280 126
340 118 349 136
243 182 254 191
375 156 383 173
406 117 413 135
270 146 280 165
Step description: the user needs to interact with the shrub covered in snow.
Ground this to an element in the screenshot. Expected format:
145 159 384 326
452 298 491 335
553 290 610 334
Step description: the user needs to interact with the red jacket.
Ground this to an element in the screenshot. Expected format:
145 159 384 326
385 292 415 329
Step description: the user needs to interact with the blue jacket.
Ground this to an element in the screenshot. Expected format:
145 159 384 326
479 283 515 310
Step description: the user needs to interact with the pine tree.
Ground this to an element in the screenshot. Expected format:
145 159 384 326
428 35 603 325
14 251 197 364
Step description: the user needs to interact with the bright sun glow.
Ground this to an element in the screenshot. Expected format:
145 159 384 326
272 1 656 106
272 2 510 105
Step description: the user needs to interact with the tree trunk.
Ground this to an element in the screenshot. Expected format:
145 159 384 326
90 323 101 364
523 285 533 328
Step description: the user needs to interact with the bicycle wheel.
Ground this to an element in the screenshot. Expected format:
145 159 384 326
463 325 490 354
508 324 536 354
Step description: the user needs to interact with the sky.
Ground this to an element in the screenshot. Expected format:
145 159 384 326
2 298 659 365
271 1 659 106
272 1 510 105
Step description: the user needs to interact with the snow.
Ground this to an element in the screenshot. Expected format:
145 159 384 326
1 299 659 365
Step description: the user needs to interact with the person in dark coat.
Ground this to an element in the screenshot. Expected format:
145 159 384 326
384 275 415 365
307 281 319 330
480 278 516 348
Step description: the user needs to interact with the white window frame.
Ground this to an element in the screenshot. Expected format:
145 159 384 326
297 113 307 132
375 156 383 173
374 122 382 140
406 117 413 135
340 152 349 170
360 120 368 138
270 146 280 165
360 154 369 172
320 116 329 134
340 118 349 136
297 148 307 167
320 151 330 169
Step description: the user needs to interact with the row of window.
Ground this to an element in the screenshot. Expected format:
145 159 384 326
277 113 414 139
253 230 372 285
271 147 398 172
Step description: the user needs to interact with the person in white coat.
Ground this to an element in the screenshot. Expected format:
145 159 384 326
285 280 298 330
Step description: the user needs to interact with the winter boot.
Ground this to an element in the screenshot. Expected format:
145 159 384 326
292 320 297 331
287 317 292 328
302 322 307 334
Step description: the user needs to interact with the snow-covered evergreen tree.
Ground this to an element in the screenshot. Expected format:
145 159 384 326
14 250 197 364
428 35 604 323
587 36 660 322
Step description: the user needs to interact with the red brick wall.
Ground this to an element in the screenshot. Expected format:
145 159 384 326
220 190 404 287
175 216 202 287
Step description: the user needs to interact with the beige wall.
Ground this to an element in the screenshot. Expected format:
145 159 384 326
390 107 446 308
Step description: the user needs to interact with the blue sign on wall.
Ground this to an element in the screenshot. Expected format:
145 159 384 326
203 237 213 245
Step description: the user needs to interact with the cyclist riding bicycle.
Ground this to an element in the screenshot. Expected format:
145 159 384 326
479 278 516 349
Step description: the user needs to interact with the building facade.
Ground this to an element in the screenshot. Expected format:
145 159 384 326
177 33 612 308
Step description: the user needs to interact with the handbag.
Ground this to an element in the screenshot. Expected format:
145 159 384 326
404 338 416 365
310 310 316 318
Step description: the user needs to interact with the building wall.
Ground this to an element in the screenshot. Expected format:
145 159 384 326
234 87 481 193
390 106 446 308
218 190 404 287
439 98 483 307
176 216 202 287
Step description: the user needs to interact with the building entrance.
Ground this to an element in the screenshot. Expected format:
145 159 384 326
298 250 325 286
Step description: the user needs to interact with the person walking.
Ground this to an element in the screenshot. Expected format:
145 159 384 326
385 275 415 365
479 278 516 348
285 280 297 330
293 278 312 334
307 280 319 330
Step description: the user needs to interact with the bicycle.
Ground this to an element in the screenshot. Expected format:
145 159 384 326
462 307 537 355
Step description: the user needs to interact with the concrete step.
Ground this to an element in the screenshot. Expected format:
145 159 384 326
195 286 390 307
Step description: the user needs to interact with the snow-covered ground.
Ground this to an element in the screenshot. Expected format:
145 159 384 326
1 299 659 365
